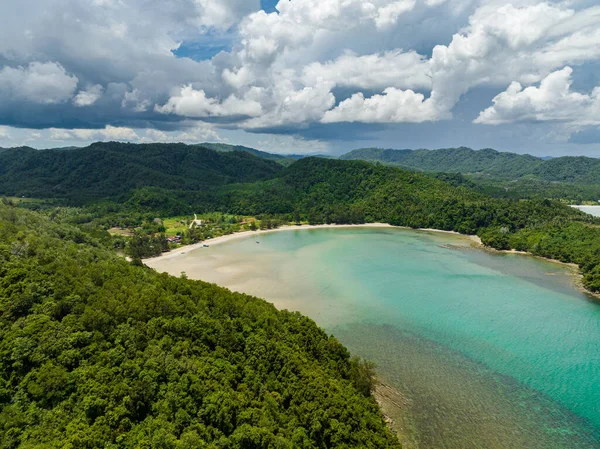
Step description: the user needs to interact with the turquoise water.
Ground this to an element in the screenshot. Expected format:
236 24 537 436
149 228 600 448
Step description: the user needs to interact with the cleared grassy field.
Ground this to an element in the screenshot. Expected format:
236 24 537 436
163 216 191 236
3 197 49 204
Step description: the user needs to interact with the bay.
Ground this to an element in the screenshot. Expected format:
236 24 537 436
147 227 600 448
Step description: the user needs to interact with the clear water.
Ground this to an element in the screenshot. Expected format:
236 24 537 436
148 228 600 448
573 205 600 217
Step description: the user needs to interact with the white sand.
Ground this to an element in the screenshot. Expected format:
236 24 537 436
144 223 482 264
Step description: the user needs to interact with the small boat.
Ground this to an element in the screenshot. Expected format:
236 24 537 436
203 244 209 247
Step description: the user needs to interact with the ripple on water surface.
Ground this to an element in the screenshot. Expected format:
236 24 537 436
147 227 600 449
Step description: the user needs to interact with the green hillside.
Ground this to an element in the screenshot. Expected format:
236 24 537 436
0 203 400 448
532 156 600 184
341 147 600 183
218 158 589 231
0 143 282 203
340 147 543 179
199 143 304 167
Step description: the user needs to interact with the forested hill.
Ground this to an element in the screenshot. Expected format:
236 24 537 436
340 147 600 183
212 158 600 292
0 203 400 448
3 144 600 291
219 158 590 233
199 143 305 166
0 142 282 203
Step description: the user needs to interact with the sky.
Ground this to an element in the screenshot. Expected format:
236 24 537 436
1 0 600 156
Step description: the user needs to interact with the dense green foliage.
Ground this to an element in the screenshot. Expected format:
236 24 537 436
433 173 600 203
340 147 542 178
341 147 600 186
198 143 304 167
0 143 282 204
0 204 400 448
217 158 587 227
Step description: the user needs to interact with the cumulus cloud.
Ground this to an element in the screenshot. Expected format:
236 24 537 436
475 67 600 125
194 0 261 30
50 125 140 142
1 0 600 148
302 50 431 91
426 2 587 114
244 83 337 128
143 123 221 143
269 0 431 32
374 0 417 29
73 85 104 107
155 85 263 118
322 88 440 123
0 62 78 104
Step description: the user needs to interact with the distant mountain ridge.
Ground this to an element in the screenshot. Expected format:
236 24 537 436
199 142 306 166
340 147 600 184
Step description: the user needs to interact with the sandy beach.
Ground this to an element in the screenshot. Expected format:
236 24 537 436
144 221 598 302
144 223 482 264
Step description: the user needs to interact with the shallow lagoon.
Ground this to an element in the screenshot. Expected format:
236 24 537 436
573 205 600 217
148 227 600 448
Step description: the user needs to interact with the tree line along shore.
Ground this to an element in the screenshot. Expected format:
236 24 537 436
3 142 600 446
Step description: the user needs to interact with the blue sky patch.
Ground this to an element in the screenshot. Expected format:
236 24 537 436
261 0 279 13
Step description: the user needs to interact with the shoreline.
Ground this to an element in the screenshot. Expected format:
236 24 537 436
144 223 482 263
144 222 598 446
145 222 600 300
482 247 600 300
374 382 419 448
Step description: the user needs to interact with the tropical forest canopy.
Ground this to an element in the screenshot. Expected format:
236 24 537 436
0 143 283 204
198 143 305 167
0 203 400 448
339 147 600 202
340 146 600 184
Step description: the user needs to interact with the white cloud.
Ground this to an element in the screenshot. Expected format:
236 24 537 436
50 125 139 141
194 0 261 30
302 50 431 91
122 89 152 112
427 3 582 114
244 83 336 128
374 0 417 29
475 66 600 125
322 88 440 123
0 126 12 140
0 62 78 104
254 134 331 154
143 123 221 143
73 84 104 107
155 85 263 118
221 1 600 129
2 0 600 145
270 0 429 32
